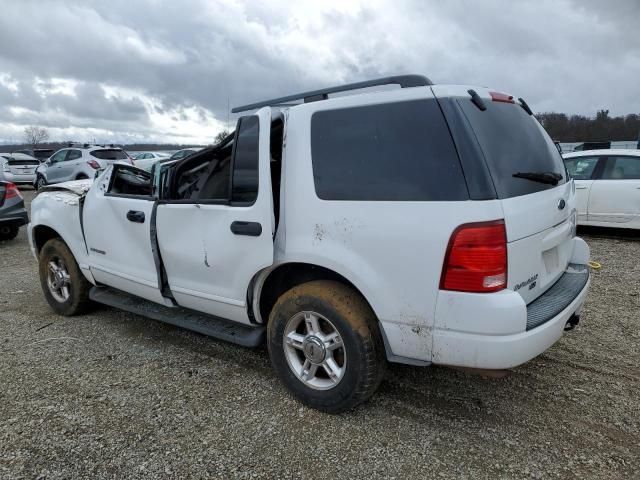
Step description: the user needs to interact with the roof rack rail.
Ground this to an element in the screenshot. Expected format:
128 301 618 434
231 74 432 113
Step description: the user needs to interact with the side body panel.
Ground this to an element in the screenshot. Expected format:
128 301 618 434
275 87 505 363
587 179 640 227
28 186 95 283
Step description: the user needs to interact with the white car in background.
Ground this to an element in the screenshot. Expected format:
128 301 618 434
0 152 40 185
563 149 640 229
131 151 172 171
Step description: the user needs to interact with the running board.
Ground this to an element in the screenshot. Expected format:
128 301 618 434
89 286 265 347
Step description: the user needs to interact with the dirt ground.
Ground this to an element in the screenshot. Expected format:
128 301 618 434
1 188 638 479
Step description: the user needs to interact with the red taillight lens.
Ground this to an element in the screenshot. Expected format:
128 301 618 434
87 159 101 169
4 182 21 200
440 220 507 293
489 91 514 103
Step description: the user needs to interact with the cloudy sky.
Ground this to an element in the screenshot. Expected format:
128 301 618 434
0 0 638 145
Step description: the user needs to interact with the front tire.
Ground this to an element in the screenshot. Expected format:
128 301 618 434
267 280 386 413
38 238 92 315
0 225 19 241
35 175 46 190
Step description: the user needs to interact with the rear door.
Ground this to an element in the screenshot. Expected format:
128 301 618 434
155 108 274 324
588 155 640 226
563 155 600 223
437 86 575 304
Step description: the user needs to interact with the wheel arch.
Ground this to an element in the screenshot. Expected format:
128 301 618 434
32 224 64 255
252 261 381 330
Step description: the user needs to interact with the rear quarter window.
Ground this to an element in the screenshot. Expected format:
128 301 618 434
458 100 566 198
311 99 468 201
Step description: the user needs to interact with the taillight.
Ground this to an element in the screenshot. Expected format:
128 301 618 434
489 91 515 104
4 182 21 200
87 159 101 169
440 220 507 293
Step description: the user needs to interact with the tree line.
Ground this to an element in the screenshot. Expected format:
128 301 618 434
535 110 640 142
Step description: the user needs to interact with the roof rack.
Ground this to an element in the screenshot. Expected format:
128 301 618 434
231 74 432 113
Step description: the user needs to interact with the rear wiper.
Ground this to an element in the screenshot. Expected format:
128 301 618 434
512 171 562 185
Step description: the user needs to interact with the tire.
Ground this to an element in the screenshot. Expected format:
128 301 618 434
0 225 19 241
267 280 386 413
38 238 92 316
75 173 89 180
36 175 46 191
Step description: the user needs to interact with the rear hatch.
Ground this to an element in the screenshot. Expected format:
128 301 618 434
8 157 40 176
434 86 575 304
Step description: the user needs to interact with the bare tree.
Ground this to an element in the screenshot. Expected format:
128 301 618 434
214 129 230 144
23 126 49 146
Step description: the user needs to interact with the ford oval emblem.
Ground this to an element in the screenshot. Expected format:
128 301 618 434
558 199 566 210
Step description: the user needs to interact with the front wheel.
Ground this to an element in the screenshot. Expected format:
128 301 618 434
267 280 386 413
35 175 46 190
38 238 92 315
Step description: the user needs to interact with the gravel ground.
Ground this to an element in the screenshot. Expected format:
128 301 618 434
1 188 639 479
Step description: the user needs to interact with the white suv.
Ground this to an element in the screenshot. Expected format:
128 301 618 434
28 75 590 412
34 145 132 189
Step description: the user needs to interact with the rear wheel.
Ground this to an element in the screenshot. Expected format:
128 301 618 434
0 225 19 241
75 173 89 180
267 280 386 413
38 238 92 315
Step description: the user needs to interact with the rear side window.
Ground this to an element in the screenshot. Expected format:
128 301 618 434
67 149 82 161
458 100 566 198
231 116 259 203
90 149 128 160
311 99 468 201
601 156 640 180
564 156 599 180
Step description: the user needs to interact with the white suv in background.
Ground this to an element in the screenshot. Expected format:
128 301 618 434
34 145 132 189
563 149 640 229
29 75 591 412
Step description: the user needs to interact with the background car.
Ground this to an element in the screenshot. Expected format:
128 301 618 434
169 148 203 161
13 148 56 163
131 151 172 171
0 181 28 241
0 152 40 185
35 145 133 189
563 149 640 229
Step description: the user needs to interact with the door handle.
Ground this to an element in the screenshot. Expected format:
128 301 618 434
230 221 262 236
575 186 588 190
126 210 145 223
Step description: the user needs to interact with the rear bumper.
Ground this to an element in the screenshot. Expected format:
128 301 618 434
0 206 29 227
2 172 36 184
432 265 590 370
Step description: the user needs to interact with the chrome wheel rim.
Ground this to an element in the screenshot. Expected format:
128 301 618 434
46 256 71 303
283 311 346 390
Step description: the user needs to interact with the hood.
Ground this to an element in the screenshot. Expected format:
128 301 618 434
40 178 93 196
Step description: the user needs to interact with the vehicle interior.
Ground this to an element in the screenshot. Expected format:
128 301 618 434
160 114 284 223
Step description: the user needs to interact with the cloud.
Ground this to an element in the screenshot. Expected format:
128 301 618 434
0 0 638 144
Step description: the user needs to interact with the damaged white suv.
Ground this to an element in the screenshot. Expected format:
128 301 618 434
29 75 591 412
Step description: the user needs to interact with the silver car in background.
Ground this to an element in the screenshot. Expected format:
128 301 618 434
35 145 133 189
0 153 40 185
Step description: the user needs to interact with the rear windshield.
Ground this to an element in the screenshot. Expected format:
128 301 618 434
90 149 128 160
33 149 54 158
311 99 468 201
458 99 566 198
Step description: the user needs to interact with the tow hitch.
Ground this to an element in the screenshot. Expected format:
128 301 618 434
564 314 580 331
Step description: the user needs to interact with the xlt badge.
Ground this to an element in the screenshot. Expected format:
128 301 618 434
514 274 538 291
